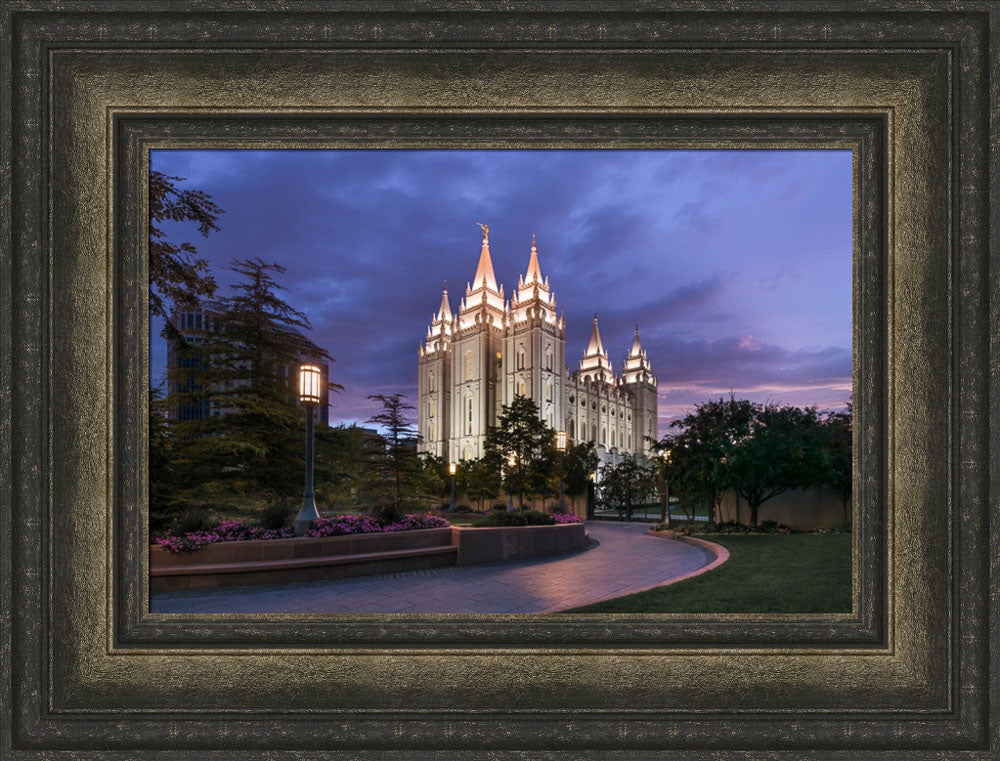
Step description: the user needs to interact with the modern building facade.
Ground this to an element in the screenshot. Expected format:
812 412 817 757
417 226 658 465
165 303 331 425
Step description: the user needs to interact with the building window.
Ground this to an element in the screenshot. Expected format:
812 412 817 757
463 446 473 461
601 427 606 445
429 399 435 417
545 382 552 402
519 380 526 396
569 419 575 439
465 351 474 381
428 370 434 392
429 421 435 440
466 397 473 434
546 410 553 427
591 423 597 442
517 345 526 370
545 346 553 371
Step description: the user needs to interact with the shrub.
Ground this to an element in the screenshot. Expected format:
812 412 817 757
492 503 508 512
472 510 555 527
259 498 298 530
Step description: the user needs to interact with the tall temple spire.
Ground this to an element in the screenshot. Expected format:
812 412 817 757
435 282 453 322
524 234 543 284
586 312 606 356
579 311 613 380
472 222 498 292
622 322 654 384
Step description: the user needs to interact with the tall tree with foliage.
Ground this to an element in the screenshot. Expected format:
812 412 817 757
149 171 223 340
720 403 829 528
599 456 657 521
165 258 334 504
364 393 428 524
463 454 503 512
485 395 555 508
822 401 853 525
656 395 757 522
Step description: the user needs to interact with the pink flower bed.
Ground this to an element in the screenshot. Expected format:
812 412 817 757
551 513 581 524
152 513 450 554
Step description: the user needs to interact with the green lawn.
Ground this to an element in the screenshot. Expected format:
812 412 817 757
563 533 853 614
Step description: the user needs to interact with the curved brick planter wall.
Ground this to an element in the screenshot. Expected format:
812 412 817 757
150 523 588 594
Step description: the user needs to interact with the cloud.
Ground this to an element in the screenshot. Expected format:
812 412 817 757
149 148 852 437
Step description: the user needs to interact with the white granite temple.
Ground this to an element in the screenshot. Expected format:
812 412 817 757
417 225 658 465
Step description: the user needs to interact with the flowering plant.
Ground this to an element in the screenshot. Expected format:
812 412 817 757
551 513 581 524
152 513 450 553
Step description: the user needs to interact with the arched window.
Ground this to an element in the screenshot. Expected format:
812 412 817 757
569 419 575 439
519 380 526 396
591 423 597 442
601 427 606 445
545 382 552 402
429 421 435 440
429 399 435 417
463 446 473 461
428 370 435 392
545 346 553 371
465 397 473 434
628 432 632 449
464 351 474 382
546 410 553 427
517 344 526 370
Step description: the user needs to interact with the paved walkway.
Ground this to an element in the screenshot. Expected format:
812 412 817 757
150 522 717 615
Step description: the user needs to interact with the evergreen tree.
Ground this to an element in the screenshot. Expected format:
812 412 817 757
561 441 600 498
364 393 428 524
165 258 334 506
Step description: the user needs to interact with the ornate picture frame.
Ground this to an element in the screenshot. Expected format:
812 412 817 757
2 3 996 757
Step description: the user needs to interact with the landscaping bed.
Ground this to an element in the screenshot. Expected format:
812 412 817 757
150 515 588 593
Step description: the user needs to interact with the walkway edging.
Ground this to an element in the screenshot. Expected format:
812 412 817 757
546 527 728 612
646 529 730 587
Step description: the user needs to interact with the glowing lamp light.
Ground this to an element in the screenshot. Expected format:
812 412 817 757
449 462 457 476
298 364 322 405
556 430 567 452
507 453 517 468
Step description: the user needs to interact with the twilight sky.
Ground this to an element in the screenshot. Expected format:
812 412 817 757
150 149 853 438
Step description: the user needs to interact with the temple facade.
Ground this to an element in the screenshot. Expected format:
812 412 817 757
417 225 658 465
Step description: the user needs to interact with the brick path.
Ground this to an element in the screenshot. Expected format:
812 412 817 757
150 521 716 615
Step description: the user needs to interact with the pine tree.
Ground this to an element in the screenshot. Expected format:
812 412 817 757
364 393 428 524
165 258 334 506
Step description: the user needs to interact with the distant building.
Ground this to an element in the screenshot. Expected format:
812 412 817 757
417 226 657 465
165 303 330 425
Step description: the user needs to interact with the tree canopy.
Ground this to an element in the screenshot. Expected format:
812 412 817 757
484 395 556 508
656 396 847 527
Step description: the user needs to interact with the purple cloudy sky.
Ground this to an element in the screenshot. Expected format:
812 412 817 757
150 149 852 438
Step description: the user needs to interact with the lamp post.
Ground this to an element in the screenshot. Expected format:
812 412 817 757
449 462 457 511
555 430 567 513
507 452 517 512
660 450 672 524
294 364 322 536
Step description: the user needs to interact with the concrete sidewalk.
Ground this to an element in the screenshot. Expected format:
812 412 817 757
150 521 716 615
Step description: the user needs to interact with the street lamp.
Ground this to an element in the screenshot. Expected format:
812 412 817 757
294 364 322 536
660 450 672 524
507 452 517 512
555 430 567 513
449 462 457 511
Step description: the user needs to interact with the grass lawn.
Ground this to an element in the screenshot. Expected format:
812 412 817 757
563 533 853 614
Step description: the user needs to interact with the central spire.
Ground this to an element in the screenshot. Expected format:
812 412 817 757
586 312 605 356
471 222 498 292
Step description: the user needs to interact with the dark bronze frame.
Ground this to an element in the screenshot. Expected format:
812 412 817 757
2 3 997 757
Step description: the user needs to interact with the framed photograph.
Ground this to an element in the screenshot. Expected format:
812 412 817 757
2 3 997 758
